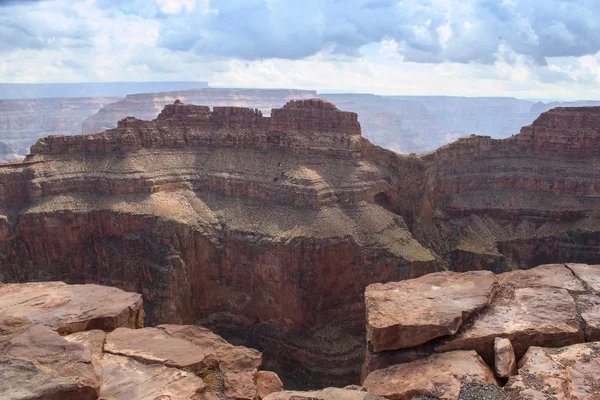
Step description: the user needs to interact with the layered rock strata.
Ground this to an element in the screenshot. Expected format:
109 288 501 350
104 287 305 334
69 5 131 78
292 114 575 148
81 88 317 134
3 102 600 387
0 99 438 387
0 281 283 400
362 263 600 400
419 107 600 272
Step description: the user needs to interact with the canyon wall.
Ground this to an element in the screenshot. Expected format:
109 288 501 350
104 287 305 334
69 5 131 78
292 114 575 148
81 88 318 134
419 106 600 272
1 100 600 388
0 99 438 388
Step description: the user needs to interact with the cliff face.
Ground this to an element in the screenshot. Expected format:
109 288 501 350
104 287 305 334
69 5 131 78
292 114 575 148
81 88 318 135
0 97 121 155
419 106 600 272
0 99 438 388
1 102 600 388
84 91 547 154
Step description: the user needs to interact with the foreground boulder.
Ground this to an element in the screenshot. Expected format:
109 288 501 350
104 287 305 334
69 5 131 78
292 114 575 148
363 350 498 400
0 324 99 400
0 281 143 335
505 341 600 399
362 264 600 399
494 337 517 379
0 282 283 400
364 264 596 378
365 271 498 352
436 286 584 362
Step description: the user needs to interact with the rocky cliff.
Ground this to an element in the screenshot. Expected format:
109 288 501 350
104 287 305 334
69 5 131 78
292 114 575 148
1 101 600 388
81 88 318 135
0 99 438 388
419 106 600 272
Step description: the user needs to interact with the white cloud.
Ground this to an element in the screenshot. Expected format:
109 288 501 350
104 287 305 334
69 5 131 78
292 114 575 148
1 0 600 101
156 0 195 14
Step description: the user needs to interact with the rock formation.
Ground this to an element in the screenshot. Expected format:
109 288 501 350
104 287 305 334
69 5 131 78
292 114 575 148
2 100 600 388
361 263 600 400
0 99 439 387
81 88 318 134
0 281 283 400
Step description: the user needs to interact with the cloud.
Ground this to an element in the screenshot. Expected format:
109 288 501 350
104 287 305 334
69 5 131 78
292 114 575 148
152 0 600 66
1 0 600 100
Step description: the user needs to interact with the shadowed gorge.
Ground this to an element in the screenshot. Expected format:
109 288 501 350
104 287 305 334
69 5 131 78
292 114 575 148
1 100 600 388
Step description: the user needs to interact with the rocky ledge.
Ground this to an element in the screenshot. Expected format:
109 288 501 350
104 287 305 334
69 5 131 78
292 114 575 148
361 263 600 399
0 281 284 400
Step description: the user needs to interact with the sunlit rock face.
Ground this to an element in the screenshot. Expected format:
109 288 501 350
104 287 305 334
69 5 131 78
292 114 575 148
362 264 600 400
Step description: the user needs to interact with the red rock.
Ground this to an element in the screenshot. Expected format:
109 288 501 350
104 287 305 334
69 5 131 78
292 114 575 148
256 371 284 399
436 287 584 363
0 324 99 400
504 342 600 399
566 263 600 293
499 263 586 292
494 337 517 378
104 327 207 373
224 370 258 400
577 294 600 341
158 324 262 372
98 353 205 400
0 281 143 334
365 271 498 352
362 350 498 400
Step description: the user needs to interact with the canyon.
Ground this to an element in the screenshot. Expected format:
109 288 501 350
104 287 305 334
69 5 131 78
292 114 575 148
1 99 600 390
4 83 600 160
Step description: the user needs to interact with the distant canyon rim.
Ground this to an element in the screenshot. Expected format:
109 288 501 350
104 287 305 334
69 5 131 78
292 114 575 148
1 97 600 389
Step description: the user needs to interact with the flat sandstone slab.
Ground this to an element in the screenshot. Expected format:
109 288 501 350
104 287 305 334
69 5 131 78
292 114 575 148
104 327 207 372
365 271 498 352
436 287 584 362
158 324 262 372
362 350 498 400
98 353 205 400
566 263 600 292
504 342 600 399
264 387 386 400
0 281 143 334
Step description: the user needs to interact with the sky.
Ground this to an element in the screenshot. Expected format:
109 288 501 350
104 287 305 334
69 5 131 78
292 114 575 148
2 0 600 99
